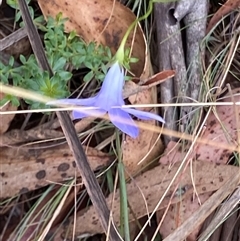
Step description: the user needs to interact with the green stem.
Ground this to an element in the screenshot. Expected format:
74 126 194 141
115 1 153 63
116 132 130 241
116 0 176 64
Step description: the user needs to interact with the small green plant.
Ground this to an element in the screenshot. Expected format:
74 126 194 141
7 0 32 21
0 13 113 108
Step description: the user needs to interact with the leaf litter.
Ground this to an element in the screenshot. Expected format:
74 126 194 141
40 90 240 239
49 161 239 239
156 90 240 240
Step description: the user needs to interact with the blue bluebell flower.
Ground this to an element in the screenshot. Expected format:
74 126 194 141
48 62 165 138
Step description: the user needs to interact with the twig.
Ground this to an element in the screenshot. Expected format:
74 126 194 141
0 27 27 51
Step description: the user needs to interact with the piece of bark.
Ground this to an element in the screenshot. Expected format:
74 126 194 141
174 0 208 127
154 0 208 137
154 2 181 144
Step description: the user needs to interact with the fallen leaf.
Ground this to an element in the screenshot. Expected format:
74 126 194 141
195 91 240 163
163 170 240 241
0 144 111 198
122 48 164 176
206 0 240 34
157 189 211 241
122 82 164 176
140 70 175 86
123 70 175 99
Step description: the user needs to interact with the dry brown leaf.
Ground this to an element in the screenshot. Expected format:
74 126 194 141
157 91 240 240
140 70 175 86
157 142 210 240
157 188 211 241
122 52 164 176
122 86 164 175
123 70 175 99
195 92 240 163
0 93 17 134
48 161 239 240
0 144 111 198
38 0 145 76
163 170 240 241
206 0 240 34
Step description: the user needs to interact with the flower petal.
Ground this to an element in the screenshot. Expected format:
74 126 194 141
47 97 97 107
123 108 165 123
73 108 106 119
96 62 125 110
108 108 139 138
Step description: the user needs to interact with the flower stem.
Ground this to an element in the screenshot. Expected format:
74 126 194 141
115 0 176 64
